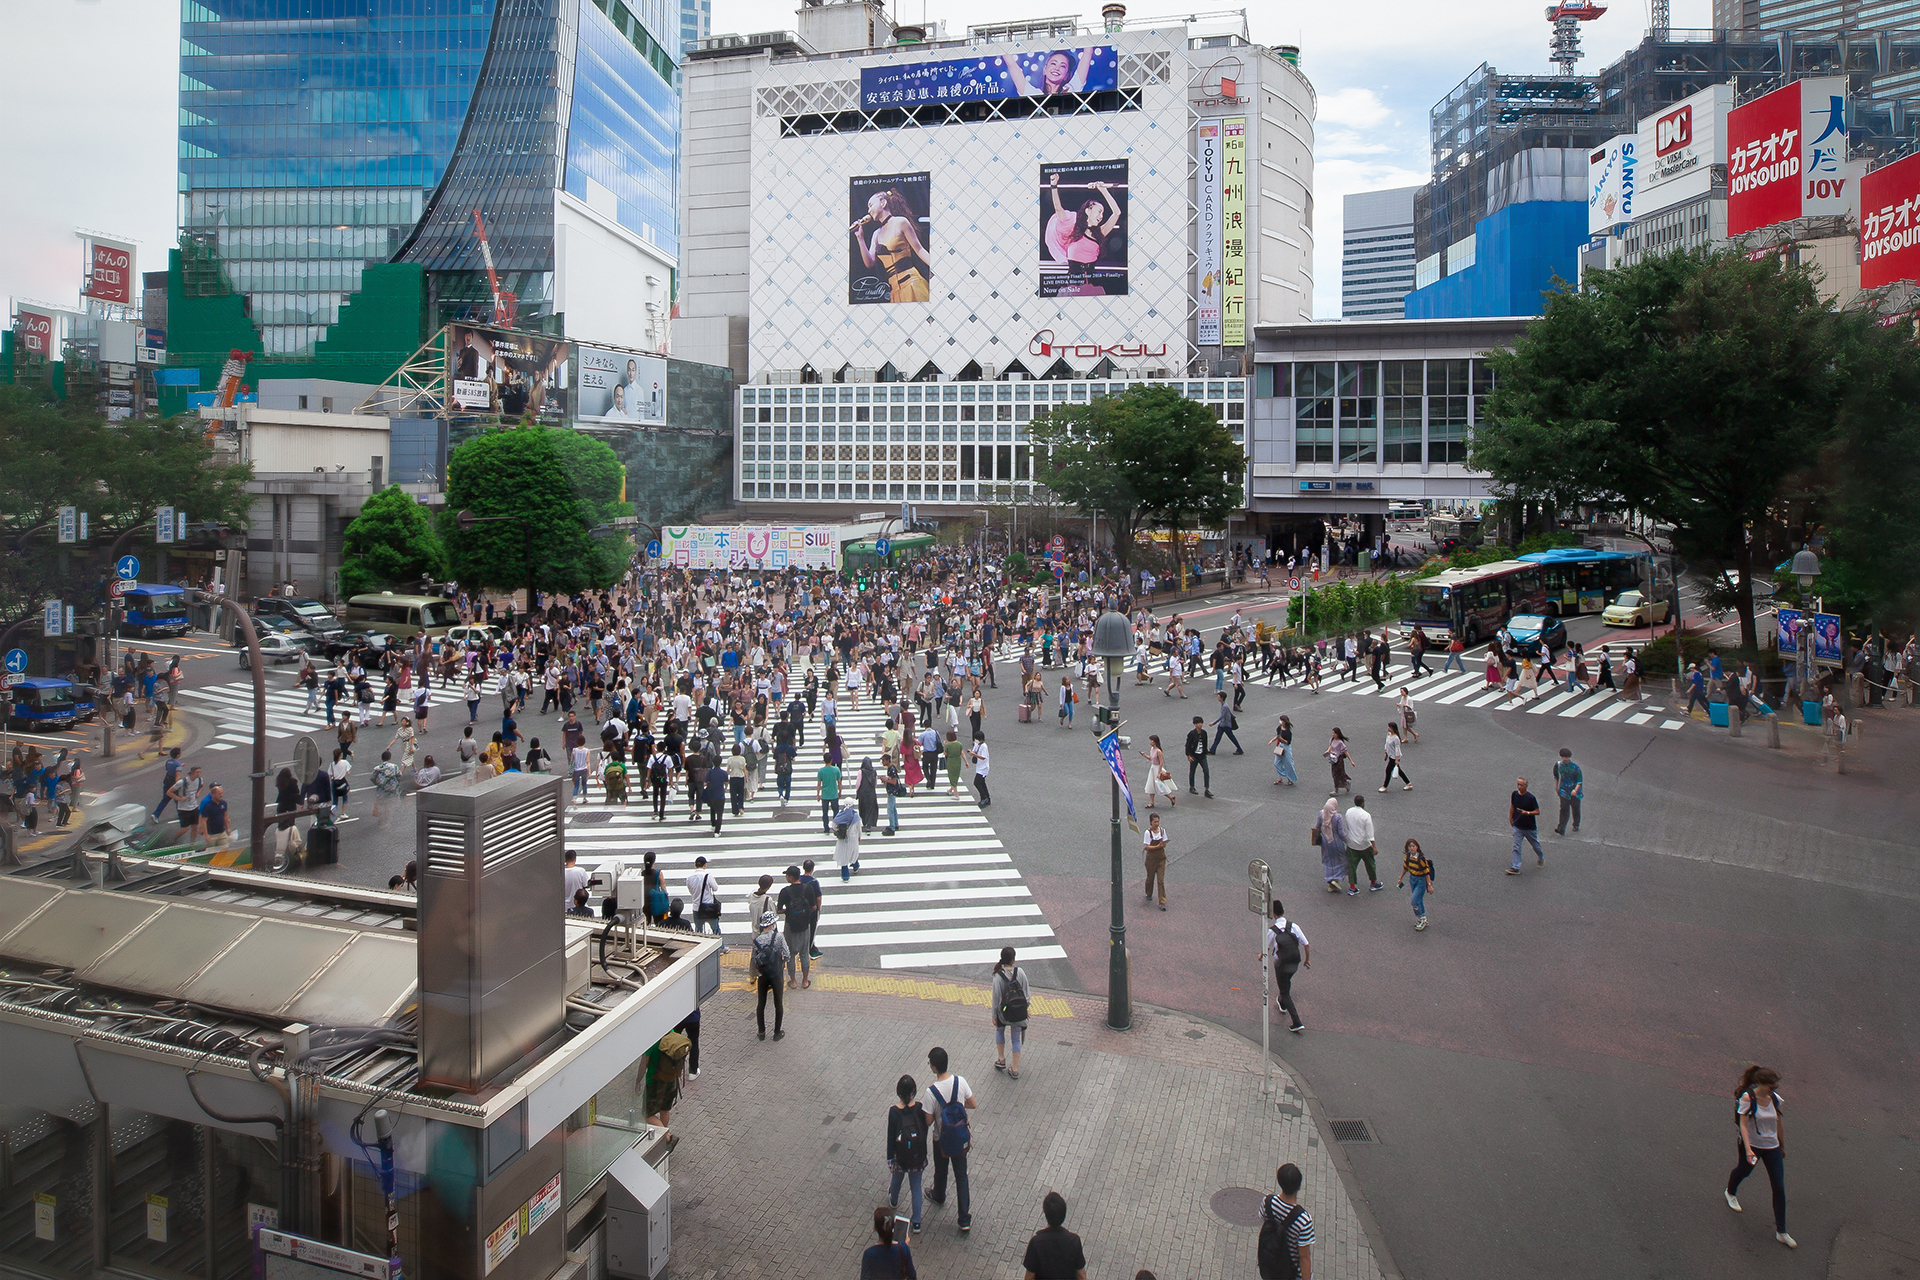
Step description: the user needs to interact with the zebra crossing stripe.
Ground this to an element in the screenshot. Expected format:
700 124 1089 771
1525 690 1583 715
1588 698 1635 721
882 944 1067 969
1557 693 1614 717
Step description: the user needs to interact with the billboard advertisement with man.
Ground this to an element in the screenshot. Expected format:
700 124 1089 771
446 325 570 419
576 346 666 426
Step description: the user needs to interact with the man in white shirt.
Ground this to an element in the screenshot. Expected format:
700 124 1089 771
1260 901 1311 1032
1343 795 1381 894
922 1045 977 1233
967 735 990 808
563 850 590 908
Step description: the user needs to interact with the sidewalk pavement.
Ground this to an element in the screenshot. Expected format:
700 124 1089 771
666 959 1390 1280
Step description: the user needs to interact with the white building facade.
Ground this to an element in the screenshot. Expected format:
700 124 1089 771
1341 187 1419 319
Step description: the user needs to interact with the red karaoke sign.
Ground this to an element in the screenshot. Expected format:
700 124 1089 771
1726 83 1801 236
1860 151 1920 289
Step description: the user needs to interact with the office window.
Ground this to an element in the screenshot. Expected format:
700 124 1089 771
1428 359 1470 464
1337 362 1377 465
1294 362 1334 464
1382 361 1423 464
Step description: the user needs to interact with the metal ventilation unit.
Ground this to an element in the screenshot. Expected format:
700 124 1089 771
417 773 567 1093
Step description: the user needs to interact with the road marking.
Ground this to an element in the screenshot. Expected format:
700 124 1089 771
1588 698 1635 721
1525 690 1582 715
1558 694 1613 717
880 945 1070 970
1661 720 1686 730
1626 713 1655 725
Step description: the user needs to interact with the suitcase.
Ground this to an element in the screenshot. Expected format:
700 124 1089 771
1802 700 1822 726
306 825 339 865
1707 701 1729 727
1018 703 1033 723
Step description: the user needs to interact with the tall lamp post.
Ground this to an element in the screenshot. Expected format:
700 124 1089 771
1091 610 1133 1031
1791 546 1821 709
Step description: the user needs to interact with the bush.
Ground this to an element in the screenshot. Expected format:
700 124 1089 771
1634 630 1715 674
1352 578 1384 624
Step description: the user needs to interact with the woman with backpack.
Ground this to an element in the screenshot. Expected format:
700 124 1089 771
885 1075 930 1236
1725 1064 1794 1248
991 946 1031 1079
750 911 788 1040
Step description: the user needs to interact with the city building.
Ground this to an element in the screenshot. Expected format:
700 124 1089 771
679 1 1316 516
174 0 682 365
1244 317 1526 548
1342 187 1420 319
681 0 712 52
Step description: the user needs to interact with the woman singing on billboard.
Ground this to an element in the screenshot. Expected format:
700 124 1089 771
849 175 933 305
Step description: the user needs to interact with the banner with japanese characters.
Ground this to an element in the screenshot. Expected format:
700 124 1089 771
1221 118 1247 347
659 525 840 571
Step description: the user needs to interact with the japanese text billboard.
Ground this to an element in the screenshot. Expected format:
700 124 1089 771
1221 118 1247 347
1196 121 1222 345
1039 159 1129 298
576 346 666 426
82 241 134 305
849 172 932 305
1860 150 1920 289
446 325 570 419
1727 77 1853 236
860 45 1117 109
13 307 56 358
659 525 840 571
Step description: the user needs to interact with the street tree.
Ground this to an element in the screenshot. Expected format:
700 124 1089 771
1031 384 1244 576
339 486 447 598
1480 250 1845 649
0 387 253 630
440 426 631 600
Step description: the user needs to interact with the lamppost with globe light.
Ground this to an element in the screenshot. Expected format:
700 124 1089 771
1790 546 1821 711
1091 609 1134 1031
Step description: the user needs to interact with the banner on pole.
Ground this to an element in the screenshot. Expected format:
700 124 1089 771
1096 728 1138 831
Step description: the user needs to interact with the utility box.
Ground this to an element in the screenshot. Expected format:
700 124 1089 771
604 1147 671 1280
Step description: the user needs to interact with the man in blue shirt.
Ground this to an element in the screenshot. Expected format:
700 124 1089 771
198 785 231 850
1552 748 1583 836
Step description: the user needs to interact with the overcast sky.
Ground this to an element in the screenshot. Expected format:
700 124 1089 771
2 0 1706 324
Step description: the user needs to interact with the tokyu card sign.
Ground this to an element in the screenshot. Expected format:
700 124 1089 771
1860 150 1920 288
1727 77 1854 235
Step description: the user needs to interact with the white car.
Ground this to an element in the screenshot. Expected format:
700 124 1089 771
240 631 315 667
1601 590 1671 627
446 624 506 646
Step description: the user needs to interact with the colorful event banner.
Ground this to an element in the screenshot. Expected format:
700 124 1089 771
1196 121 1223 345
860 45 1117 109
659 525 841 571
1221 118 1247 347
1777 608 1843 665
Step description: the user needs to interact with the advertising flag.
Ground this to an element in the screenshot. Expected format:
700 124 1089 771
1221 119 1248 346
1096 728 1138 831
1196 121 1223 345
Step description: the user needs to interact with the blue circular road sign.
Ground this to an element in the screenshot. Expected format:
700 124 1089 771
875 538 891 557
646 539 662 558
3 649 27 675
116 555 141 580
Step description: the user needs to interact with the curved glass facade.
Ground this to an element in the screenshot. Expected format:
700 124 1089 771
179 0 679 355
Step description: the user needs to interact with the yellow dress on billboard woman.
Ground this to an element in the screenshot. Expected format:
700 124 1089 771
877 240 930 303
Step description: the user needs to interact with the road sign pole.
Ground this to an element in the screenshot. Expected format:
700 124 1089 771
1249 858 1272 1091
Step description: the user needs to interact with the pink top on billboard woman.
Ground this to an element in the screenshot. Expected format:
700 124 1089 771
1005 48 1097 96
1045 172 1123 265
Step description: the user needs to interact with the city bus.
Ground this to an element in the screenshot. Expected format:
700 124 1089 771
6 677 89 731
1517 547 1649 616
1401 560 1548 646
118 585 192 638
341 592 457 641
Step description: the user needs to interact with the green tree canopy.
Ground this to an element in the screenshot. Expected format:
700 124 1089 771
1478 250 1850 648
0 388 253 627
1030 384 1245 573
339 486 447 598
440 426 631 599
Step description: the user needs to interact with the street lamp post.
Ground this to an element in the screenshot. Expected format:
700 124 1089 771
1791 546 1821 712
1091 610 1133 1031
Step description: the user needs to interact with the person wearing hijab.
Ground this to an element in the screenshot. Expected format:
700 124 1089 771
1316 795 1348 894
856 757 881 833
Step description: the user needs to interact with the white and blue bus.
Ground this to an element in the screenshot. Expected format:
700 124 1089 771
119 585 192 638
1516 548 1648 616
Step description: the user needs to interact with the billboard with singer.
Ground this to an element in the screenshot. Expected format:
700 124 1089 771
860 45 1118 108
849 172 932 305
1039 159 1129 297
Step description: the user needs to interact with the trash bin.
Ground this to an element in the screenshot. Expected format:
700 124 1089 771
1358 550 1372 572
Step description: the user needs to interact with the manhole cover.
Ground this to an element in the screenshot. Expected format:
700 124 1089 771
771 809 808 821
1209 1187 1268 1227
569 813 612 826
1329 1119 1375 1143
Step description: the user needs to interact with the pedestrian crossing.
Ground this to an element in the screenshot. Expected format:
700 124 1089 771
175 675 474 751
559 691 1064 973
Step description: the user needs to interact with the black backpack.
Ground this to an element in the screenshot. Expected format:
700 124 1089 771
1270 922 1302 973
892 1104 929 1170
1258 1198 1305 1280
752 934 782 984
997 968 1030 1024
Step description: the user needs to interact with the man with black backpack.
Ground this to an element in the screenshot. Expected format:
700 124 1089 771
778 866 815 989
750 911 788 1040
921 1046 976 1235
1260 900 1311 1033
1258 1162 1314 1279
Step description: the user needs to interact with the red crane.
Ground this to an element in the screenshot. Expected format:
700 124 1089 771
471 209 518 327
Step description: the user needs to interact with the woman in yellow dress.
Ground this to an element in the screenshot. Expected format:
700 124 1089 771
852 189 931 303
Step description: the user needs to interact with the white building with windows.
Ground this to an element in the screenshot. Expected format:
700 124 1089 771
1341 187 1419 319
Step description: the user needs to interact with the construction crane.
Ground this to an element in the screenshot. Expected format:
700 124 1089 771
1547 0 1606 75
471 209 518 327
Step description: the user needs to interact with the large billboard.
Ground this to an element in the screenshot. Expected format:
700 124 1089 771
446 325 570 419
1221 119 1247 346
82 240 134 305
1196 121 1222 346
1635 84 1731 217
13 307 56 358
1727 77 1854 236
860 45 1118 109
1039 159 1129 298
849 172 932 305
1860 150 1920 288
1587 134 1638 234
660 524 840 571
576 346 666 426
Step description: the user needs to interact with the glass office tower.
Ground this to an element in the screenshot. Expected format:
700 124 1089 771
179 0 680 355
